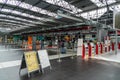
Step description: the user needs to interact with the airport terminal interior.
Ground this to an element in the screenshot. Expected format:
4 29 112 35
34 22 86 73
1 0 120 80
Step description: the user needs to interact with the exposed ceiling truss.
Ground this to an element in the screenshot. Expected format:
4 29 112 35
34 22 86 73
0 0 119 33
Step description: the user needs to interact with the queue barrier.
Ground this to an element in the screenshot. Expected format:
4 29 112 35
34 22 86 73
118 42 120 49
88 43 92 57
81 42 116 60
96 43 99 55
100 43 103 54
82 44 85 59
112 42 115 51
82 43 94 59
108 44 110 52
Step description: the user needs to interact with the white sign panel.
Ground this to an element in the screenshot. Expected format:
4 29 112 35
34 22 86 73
38 50 51 69
77 39 83 56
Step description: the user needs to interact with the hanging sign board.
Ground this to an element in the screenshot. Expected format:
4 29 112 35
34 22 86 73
24 51 40 73
77 39 83 56
38 50 51 70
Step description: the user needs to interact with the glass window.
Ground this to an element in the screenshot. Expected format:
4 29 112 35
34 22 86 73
44 0 82 14
110 4 120 11
0 0 57 17
91 0 116 7
80 8 107 19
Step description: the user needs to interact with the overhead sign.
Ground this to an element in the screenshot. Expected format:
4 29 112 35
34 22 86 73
24 51 40 73
38 50 51 70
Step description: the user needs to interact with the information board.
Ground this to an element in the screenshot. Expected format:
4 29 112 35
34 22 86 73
77 39 83 56
38 50 51 70
24 51 40 73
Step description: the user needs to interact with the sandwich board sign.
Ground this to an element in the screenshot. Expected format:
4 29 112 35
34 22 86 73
24 51 40 77
38 50 51 73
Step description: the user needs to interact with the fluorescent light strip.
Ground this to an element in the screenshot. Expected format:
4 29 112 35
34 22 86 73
0 22 29 31
10 26 29 31
1 9 56 23
90 0 116 7
0 18 35 26
0 22 25 27
1 9 46 21
44 0 82 14
0 0 57 17
0 14 44 25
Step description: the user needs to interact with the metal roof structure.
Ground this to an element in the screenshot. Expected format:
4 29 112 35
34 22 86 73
0 0 119 34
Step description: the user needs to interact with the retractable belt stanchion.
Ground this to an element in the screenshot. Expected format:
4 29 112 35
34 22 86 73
108 44 110 52
105 45 107 53
118 42 120 50
112 42 115 51
88 43 92 58
100 42 103 54
96 43 99 55
82 44 85 59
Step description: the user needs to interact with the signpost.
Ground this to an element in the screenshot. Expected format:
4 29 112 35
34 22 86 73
38 50 51 73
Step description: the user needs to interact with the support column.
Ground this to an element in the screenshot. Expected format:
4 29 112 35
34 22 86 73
32 36 36 50
5 35 7 43
115 30 117 54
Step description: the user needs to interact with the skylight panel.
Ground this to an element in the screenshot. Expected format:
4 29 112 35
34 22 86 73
7 0 21 6
91 0 116 7
0 0 7 3
0 0 57 17
110 4 120 11
107 0 116 4
19 2 57 17
91 0 104 7
44 0 82 14
19 2 33 9
80 13 87 19
80 8 107 19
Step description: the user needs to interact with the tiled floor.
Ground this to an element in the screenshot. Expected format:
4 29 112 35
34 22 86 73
1 57 120 80
93 50 120 63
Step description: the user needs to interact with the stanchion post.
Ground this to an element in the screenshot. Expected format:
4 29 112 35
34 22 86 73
96 43 99 55
108 45 110 52
105 45 107 53
100 42 103 54
57 46 62 62
71 45 74 59
118 42 120 50
88 43 92 58
112 42 115 51
82 44 85 59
